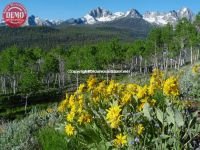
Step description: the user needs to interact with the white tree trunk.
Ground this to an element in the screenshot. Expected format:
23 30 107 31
191 46 193 65
139 56 143 73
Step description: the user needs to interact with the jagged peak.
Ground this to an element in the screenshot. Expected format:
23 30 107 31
126 9 142 18
88 7 112 18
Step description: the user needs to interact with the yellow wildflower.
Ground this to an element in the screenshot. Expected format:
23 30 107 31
91 89 100 103
87 75 97 91
106 105 122 128
192 64 200 74
76 83 86 94
148 69 164 96
126 83 138 96
58 99 67 112
77 106 83 113
135 124 144 135
150 99 157 106
67 111 75 122
68 95 75 108
137 97 149 112
106 80 118 95
137 85 148 99
83 114 92 123
148 84 155 96
117 83 125 94
92 96 100 103
121 92 132 105
65 124 75 136
114 133 127 147
78 94 84 105
78 113 92 125
96 80 106 93
110 116 121 128
71 105 76 112
150 69 163 89
163 76 179 97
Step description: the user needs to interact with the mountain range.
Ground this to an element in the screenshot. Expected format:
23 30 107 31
1 7 195 27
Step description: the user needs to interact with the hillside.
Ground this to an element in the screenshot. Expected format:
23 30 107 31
0 24 153 50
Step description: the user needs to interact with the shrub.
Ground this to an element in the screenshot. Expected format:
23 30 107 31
0 105 61 150
180 64 200 100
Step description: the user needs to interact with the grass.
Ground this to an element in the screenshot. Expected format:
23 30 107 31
0 103 57 120
37 127 68 150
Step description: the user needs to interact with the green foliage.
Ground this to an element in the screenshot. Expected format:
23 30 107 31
141 102 198 149
42 53 59 73
0 106 61 150
56 123 112 150
20 70 40 94
0 25 149 50
143 103 152 121
37 127 68 150
179 65 200 100
156 108 164 124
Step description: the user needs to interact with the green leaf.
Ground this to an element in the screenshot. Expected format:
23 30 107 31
156 108 164 124
122 105 128 116
96 141 108 150
143 103 152 121
188 117 197 128
174 110 184 127
166 107 175 125
160 134 170 139
105 142 112 148
168 137 176 146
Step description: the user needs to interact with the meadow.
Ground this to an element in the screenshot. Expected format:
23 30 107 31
1 64 200 150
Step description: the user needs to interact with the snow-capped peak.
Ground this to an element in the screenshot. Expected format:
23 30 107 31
88 7 112 18
27 15 60 26
143 7 194 26
180 7 190 13
178 7 193 21
83 7 143 24
125 9 142 18
84 7 125 24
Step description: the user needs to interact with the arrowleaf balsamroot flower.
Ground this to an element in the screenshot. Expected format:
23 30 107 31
148 69 164 96
106 105 122 128
76 83 86 94
192 64 200 74
150 69 163 89
135 124 145 135
58 99 68 112
66 111 75 122
68 95 75 108
65 124 75 136
87 75 97 91
106 80 118 96
114 133 128 147
121 92 132 105
78 112 92 125
137 85 148 99
126 83 139 96
163 76 179 97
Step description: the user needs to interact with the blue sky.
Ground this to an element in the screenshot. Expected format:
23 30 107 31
0 0 199 20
